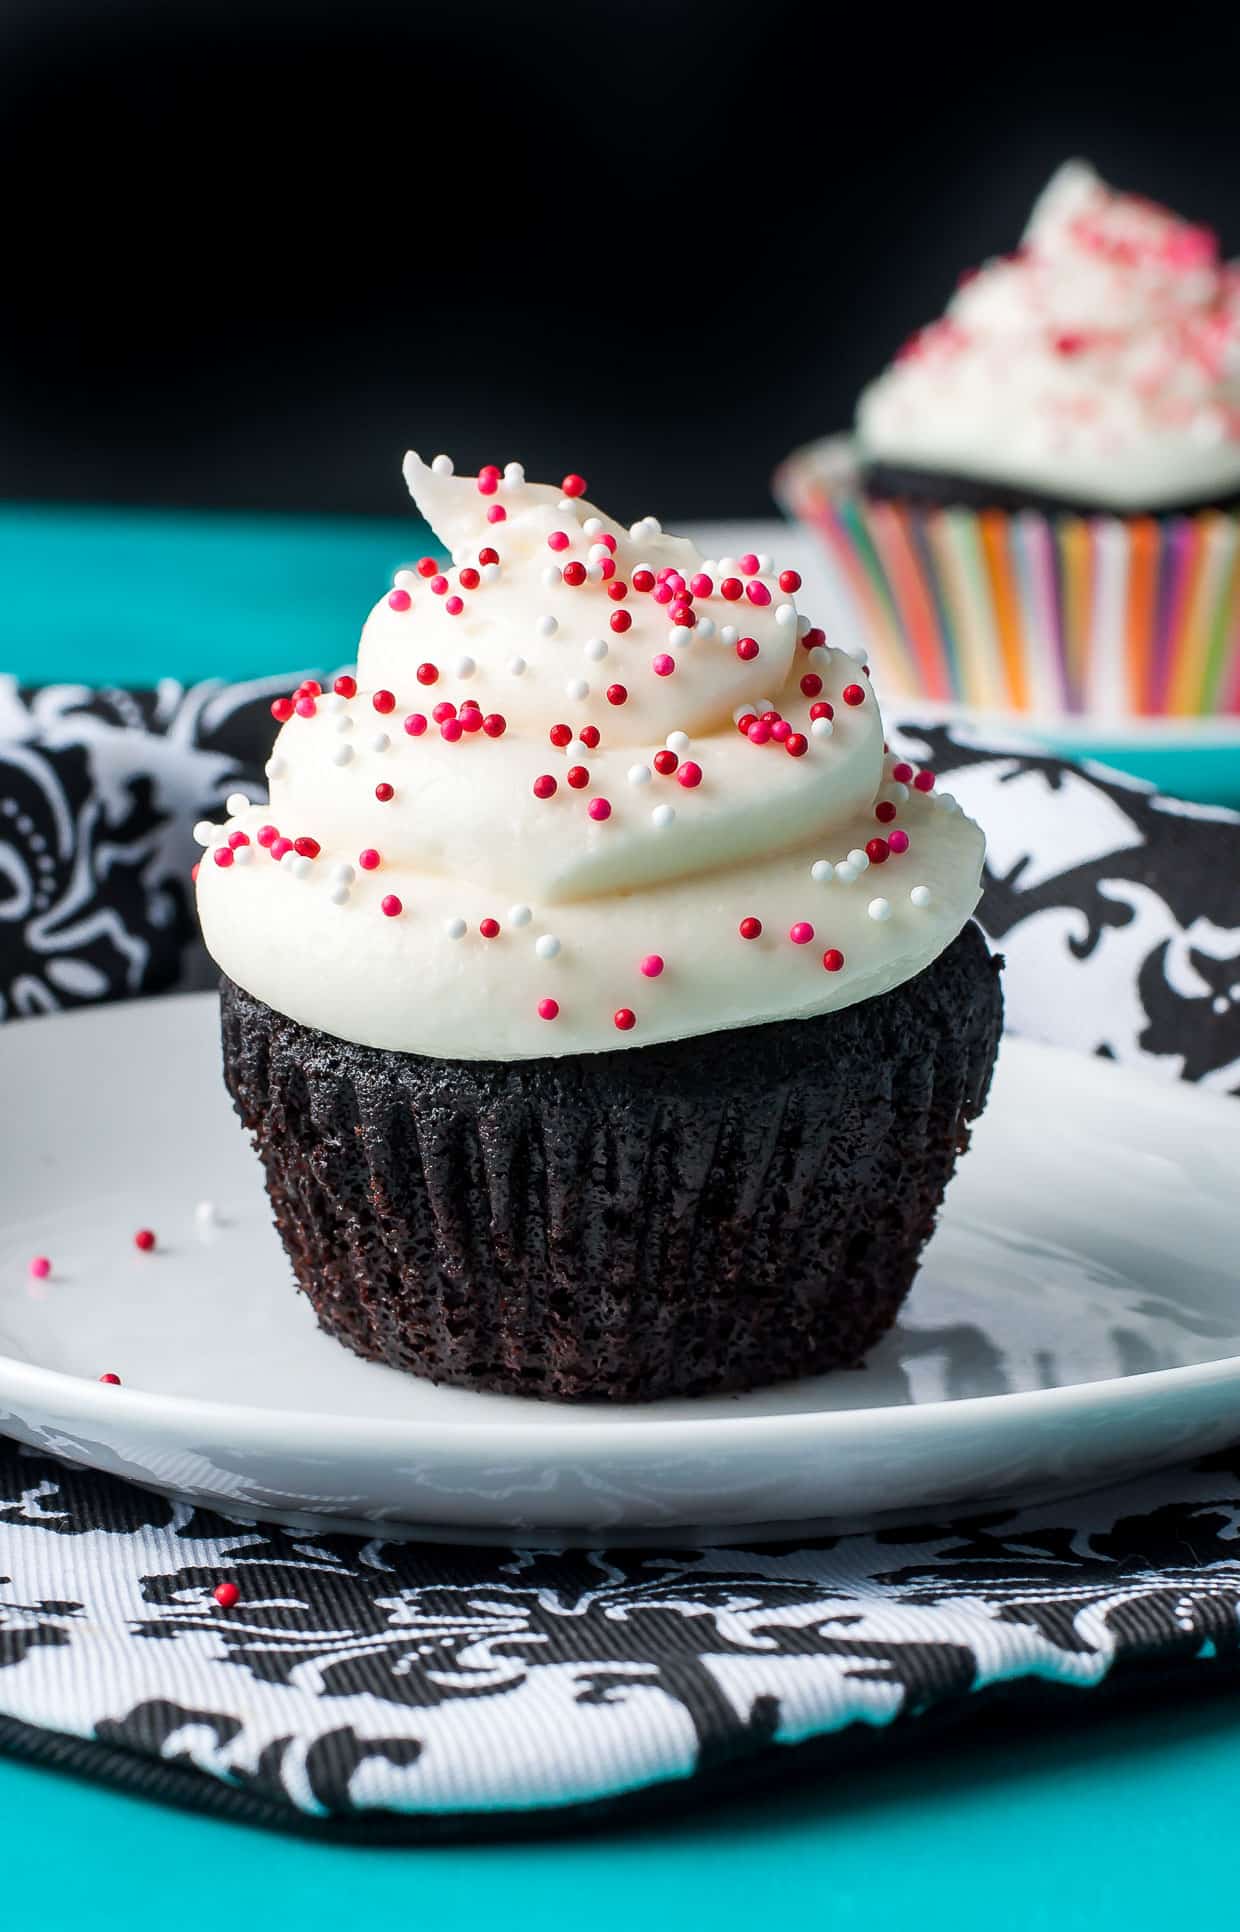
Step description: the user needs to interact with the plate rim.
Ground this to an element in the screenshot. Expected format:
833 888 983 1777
3 993 1240 1456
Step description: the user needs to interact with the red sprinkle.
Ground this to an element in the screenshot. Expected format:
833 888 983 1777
459 706 483 733
387 588 411 612
256 824 277 847
375 783 395 802
479 917 500 938
538 997 560 1021
550 723 573 747
482 712 507 737
294 697 317 719
676 761 702 788
227 831 250 849
613 1008 637 1032
433 701 458 724
563 561 587 586
579 724 601 749
739 917 762 940
875 800 897 823
809 700 834 721
293 837 320 858
567 765 590 789
99 1373 121 1385
404 712 428 736
720 577 743 601
213 1582 240 1609
913 770 936 791
458 567 480 590
416 663 440 687
381 894 402 918
333 675 357 699
800 673 823 698
866 838 890 864
487 505 507 524
891 762 914 783
610 609 632 633
736 713 757 736
779 569 802 593
478 547 499 566
213 846 234 868
561 473 587 497
606 683 628 706
785 733 808 758
440 718 463 742
269 837 293 861
373 690 396 714
533 774 558 799
133 1227 157 1252
653 749 679 776
842 684 866 707
270 697 295 722
690 573 713 597
358 848 381 870
606 579 628 601
416 557 439 578
822 948 845 973
632 569 655 593
801 627 826 652
736 636 760 661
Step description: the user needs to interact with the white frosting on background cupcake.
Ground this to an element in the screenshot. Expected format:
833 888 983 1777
197 454 985 1059
857 161 1240 509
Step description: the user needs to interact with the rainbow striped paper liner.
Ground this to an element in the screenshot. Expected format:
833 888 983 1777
774 437 1240 718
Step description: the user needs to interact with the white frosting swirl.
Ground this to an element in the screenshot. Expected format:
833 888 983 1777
857 161 1240 509
197 454 985 1058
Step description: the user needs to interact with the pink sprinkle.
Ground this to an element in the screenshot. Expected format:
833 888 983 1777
213 846 234 868
381 894 403 917
29 1256 51 1279
429 575 448 595
653 583 674 605
913 770 935 792
133 1228 156 1252
432 700 457 723
690 573 713 597
359 848 381 870
789 921 815 945
270 837 293 860
444 595 464 617
888 829 910 854
770 720 792 744
587 797 612 821
228 830 250 849
652 654 676 677
745 581 771 607
738 553 760 576
538 997 560 1021
387 588 412 612
404 712 428 736
256 824 278 847
295 697 317 718
640 954 664 978
746 720 771 745
676 761 702 788
477 472 499 496
548 531 570 551
440 717 463 741
487 505 507 523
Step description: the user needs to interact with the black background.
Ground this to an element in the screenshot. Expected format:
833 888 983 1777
3 0 1238 524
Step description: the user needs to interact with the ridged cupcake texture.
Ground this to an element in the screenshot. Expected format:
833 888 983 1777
197 450 996 1401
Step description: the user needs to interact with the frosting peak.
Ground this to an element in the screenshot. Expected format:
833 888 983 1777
856 161 1240 509
196 454 985 1058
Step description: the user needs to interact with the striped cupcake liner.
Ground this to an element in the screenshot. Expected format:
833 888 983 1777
774 437 1240 718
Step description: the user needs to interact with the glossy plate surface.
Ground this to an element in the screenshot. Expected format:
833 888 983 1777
1 994 1238 1544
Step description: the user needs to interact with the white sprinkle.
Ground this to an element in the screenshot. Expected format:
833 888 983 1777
757 552 772 571
535 933 561 960
835 862 858 885
225 792 251 816
582 516 602 537
584 636 608 661
847 847 870 871
696 617 716 641
775 604 796 627
797 614 812 639
666 628 684 649
644 516 662 536
330 884 351 906
537 615 558 638
756 696 775 715
370 733 390 753
628 763 652 786
558 498 580 516
265 757 286 780
564 741 589 764
910 885 933 909
651 804 676 829
292 855 313 879
335 715 354 736
508 656 527 677
194 1200 217 1229
431 453 454 475
585 562 604 583
503 461 525 487
732 703 751 725
628 522 646 540
722 626 739 649
718 557 736 574
938 792 959 813
332 863 356 885
445 917 467 940
886 782 910 803
666 730 690 755
193 820 217 846
481 562 501 584
566 678 590 701
451 546 469 568
808 645 831 669
542 565 562 589
810 717 834 740
455 655 476 679
810 860 834 883
509 903 532 928
587 543 611 564
320 692 344 715
393 567 418 591
332 743 354 766
232 845 253 867
868 897 893 922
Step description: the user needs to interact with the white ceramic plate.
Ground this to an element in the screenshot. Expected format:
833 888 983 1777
2 993 1239 1546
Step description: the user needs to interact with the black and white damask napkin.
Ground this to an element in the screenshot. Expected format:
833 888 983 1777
1 672 1239 1838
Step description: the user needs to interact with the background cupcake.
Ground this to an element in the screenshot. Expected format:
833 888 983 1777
777 162 1240 723
196 453 1000 1403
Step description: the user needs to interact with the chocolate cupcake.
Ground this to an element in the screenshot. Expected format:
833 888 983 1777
197 452 999 1401
777 162 1240 717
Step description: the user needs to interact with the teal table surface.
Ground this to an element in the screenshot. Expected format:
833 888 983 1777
2 502 1238 1917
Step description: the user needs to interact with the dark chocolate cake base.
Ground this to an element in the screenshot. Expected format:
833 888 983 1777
220 923 1002 1403
859 461 1240 519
